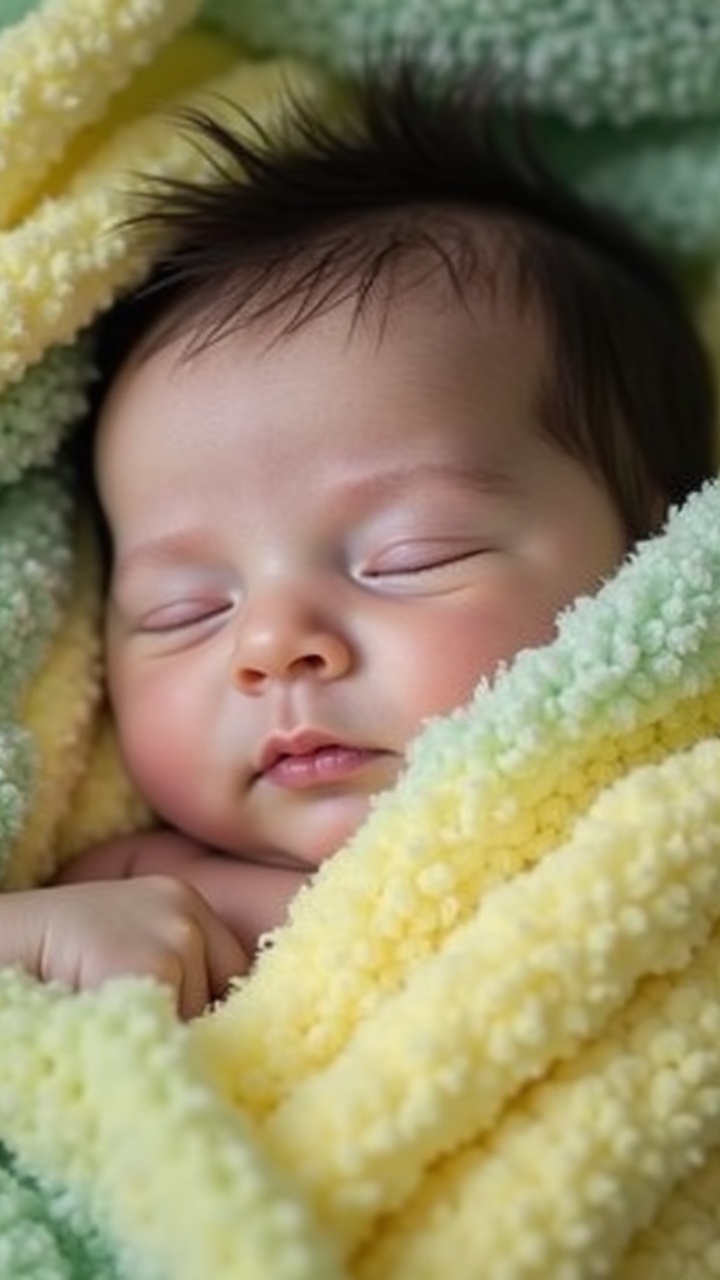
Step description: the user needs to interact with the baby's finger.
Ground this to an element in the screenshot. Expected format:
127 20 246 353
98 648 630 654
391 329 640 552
142 925 209 1021
177 951 211 1021
201 908 250 1006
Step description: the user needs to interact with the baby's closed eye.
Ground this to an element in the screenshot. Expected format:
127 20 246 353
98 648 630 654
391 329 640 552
138 597 234 633
361 538 496 577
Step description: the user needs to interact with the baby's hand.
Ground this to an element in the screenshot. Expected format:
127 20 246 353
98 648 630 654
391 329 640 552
0 878 248 1018
55 829 310 959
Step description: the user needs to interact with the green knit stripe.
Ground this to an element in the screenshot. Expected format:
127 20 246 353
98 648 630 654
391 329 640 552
0 1148 145 1280
0 338 96 487
541 115 720 257
202 0 720 125
0 1 41 33
201 0 720 257
0 472 75 719
0 470 76 880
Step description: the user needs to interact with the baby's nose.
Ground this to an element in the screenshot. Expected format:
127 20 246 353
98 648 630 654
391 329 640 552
231 595 352 693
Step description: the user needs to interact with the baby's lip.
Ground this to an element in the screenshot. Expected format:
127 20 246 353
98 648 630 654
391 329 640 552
254 729 381 779
253 732 394 788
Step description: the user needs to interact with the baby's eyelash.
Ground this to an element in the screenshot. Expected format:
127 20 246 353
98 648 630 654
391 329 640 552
364 545 490 577
141 600 233 633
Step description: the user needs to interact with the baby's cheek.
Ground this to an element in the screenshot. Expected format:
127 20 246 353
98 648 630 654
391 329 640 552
406 603 557 720
112 679 201 824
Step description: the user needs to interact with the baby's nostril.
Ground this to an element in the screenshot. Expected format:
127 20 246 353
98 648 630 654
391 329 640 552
305 654 325 670
236 665 266 690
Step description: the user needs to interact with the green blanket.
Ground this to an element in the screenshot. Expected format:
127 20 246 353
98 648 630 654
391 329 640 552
1 2 720 1277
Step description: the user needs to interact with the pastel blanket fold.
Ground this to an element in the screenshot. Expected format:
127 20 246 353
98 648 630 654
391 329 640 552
2 2 720 1278
2 482 720 1280
204 0 720 258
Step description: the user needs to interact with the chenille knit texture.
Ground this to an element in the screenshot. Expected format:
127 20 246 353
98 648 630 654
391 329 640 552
0 2 719 1277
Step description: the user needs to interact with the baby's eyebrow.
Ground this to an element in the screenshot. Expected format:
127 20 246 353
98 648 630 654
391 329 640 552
113 533 213 584
333 462 516 506
112 465 513 584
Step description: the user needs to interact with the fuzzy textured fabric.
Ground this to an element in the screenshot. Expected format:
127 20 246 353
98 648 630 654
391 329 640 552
204 0 720 257
1 2 720 1278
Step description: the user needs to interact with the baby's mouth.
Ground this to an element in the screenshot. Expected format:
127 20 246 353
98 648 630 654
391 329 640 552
255 730 393 789
263 744 388 789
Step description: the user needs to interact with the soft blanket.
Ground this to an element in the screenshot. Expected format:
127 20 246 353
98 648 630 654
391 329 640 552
1 3 720 1278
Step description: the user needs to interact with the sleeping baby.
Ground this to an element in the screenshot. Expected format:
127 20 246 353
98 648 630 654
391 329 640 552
0 65 714 1015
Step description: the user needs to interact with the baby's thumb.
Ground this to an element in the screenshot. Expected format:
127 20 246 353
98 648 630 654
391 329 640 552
201 911 249 1011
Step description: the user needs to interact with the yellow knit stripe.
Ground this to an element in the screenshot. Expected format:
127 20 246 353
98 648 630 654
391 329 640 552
617 1154 720 1278
258 739 720 1253
0 969 343 1280
54 710 154 866
354 926 720 1280
0 55 331 392
194 681 720 1116
4 518 103 889
37 29 241 204
0 0 200 229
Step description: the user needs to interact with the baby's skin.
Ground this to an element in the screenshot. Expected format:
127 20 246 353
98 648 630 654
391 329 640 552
0 832 307 1017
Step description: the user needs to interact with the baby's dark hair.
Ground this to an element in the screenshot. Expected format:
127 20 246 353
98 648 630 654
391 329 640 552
87 62 716 540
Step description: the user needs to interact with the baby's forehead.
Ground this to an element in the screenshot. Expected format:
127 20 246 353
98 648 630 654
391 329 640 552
113 204 543 374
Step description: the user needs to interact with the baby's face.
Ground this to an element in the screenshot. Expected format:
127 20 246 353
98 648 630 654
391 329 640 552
97 284 627 869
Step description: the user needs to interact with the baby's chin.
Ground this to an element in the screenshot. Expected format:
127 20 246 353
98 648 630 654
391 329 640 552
261 790 377 872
